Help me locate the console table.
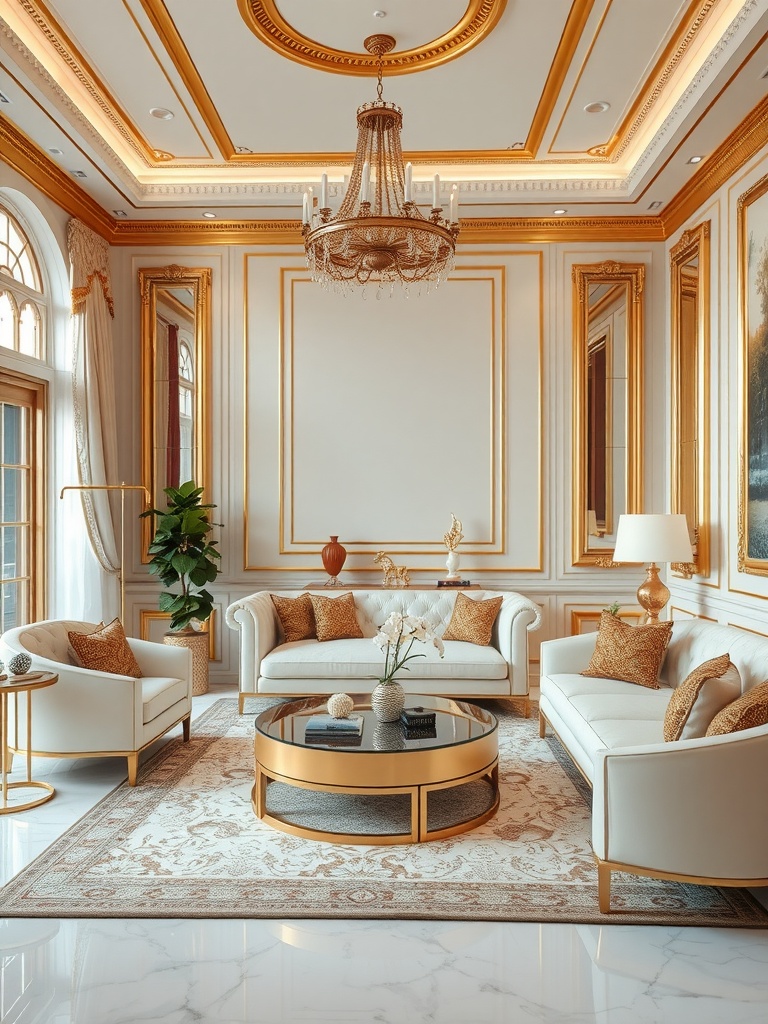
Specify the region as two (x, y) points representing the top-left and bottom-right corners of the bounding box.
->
(0, 671), (58, 813)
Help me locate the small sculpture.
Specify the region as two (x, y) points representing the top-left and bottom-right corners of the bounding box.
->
(327, 692), (354, 719)
(374, 551), (410, 588)
(9, 652), (32, 676)
(443, 513), (464, 579)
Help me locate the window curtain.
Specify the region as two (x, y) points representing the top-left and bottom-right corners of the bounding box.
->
(67, 218), (120, 622)
(166, 322), (180, 489)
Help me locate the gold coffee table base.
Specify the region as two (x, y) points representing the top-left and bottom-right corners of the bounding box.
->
(253, 695), (500, 845)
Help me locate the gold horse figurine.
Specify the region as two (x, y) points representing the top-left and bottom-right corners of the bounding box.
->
(374, 551), (410, 588)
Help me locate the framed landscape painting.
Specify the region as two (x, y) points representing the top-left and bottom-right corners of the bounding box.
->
(739, 175), (768, 575)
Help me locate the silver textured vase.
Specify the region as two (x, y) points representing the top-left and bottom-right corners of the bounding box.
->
(371, 681), (406, 723)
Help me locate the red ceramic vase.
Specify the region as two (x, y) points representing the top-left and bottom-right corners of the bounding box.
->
(321, 536), (347, 579)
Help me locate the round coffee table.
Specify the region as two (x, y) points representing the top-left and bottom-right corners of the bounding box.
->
(0, 670), (58, 814)
(253, 694), (499, 845)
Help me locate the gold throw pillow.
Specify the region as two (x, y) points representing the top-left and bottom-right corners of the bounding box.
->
(443, 592), (503, 646)
(271, 593), (316, 643)
(581, 611), (673, 689)
(68, 617), (143, 678)
(663, 653), (741, 742)
(309, 593), (363, 642)
(705, 681), (768, 736)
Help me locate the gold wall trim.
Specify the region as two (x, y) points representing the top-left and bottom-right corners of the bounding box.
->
(662, 91), (768, 236)
(0, 113), (114, 238)
(139, 608), (216, 659)
(237, 0), (507, 77)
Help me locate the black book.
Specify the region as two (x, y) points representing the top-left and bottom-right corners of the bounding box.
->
(402, 726), (437, 740)
(437, 579), (471, 588)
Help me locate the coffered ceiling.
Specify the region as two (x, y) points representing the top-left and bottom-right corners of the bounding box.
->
(0, 0), (767, 237)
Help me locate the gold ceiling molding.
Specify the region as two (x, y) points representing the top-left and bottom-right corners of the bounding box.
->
(609, 1), (720, 162)
(16, 0), (157, 167)
(237, 0), (507, 76)
(0, 112), (113, 238)
(661, 92), (768, 235)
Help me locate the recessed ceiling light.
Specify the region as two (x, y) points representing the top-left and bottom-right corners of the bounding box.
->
(202, 211), (216, 219)
(47, 147), (63, 156)
(113, 210), (128, 218)
(688, 155), (704, 164)
(70, 169), (87, 178)
(553, 208), (567, 215)
(584, 101), (610, 114)
(150, 107), (174, 120)
(648, 201), (663, 210)
(373, 10), (387, 17)
(0, 90), (11, 104)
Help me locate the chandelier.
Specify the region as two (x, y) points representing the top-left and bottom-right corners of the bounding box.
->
(302, 35), (459, 292)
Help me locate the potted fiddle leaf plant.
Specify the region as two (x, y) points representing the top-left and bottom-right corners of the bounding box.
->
(140, 481), (221, 694)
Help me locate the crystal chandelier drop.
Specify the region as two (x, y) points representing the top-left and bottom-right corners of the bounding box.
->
(302, 35), (459, 292)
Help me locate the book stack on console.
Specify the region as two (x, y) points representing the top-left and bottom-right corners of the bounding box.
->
(437, 579), (471, 588)
(304, 714), (363, 746)
(400, 706), (437, 740)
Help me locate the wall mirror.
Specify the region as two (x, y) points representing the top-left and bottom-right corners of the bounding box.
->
(139, 265), (211, 560)
(670, 222), (710, 577)
(572, 261), (644, 566)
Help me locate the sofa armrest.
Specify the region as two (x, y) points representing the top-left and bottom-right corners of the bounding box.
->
(591, 726), (768, 881)
(495, 592), (541, 696)
(540, 633), (598, 677)
(128, 637), (191, 682)
(225, 593), (280, 694)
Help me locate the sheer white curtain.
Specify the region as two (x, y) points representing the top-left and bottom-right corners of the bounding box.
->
(65, 218), (120, 622)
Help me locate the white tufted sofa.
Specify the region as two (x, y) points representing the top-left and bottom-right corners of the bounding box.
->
(539, 619), (768, 912)
(0, 619), (192, 785)
(226, 589), (541, 715)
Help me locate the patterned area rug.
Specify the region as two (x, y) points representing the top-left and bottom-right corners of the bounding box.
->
(2, 698), (767, 925)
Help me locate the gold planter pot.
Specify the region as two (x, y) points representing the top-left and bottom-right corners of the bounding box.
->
(164, 628), (209, 695)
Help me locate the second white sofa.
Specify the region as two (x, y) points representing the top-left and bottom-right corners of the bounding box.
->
(226, 588), (541, 714)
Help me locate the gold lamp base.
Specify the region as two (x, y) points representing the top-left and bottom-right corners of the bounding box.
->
(636, 562), (670, 624)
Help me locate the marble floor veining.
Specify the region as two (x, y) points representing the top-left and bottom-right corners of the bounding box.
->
(1, 686), (767, 1024)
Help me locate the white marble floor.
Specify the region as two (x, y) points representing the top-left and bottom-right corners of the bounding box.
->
(1, 686), (767, 1024)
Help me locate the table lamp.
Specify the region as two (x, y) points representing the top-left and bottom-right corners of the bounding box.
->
(612, 514), (693, 623)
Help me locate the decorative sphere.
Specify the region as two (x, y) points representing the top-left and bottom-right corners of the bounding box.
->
(327, 692), (354, 719)
(9, 652), (32, 675)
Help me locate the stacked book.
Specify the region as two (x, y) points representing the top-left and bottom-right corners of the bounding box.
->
(304, 714), (363, 746)
(400, 706), (437, 740)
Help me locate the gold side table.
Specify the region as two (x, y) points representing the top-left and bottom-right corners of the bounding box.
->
(0, 670), (58, 814)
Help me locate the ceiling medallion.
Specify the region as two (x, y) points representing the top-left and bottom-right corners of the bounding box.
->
(238, 0), (507, 76)
(302, 35), (458, 293)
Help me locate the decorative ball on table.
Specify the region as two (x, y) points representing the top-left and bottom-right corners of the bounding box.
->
(9, 652), (32, 676)
(327, 692), (354, 719)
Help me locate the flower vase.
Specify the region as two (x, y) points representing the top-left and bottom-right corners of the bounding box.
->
(446, 549), (460, 580)
(321, 535), (347, 586)
(371, 681), (405, 723)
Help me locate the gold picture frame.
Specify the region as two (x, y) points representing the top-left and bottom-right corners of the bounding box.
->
(738, 176), (768, 575)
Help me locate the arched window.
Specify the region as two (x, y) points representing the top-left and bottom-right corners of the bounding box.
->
(0, 206), (46, 359)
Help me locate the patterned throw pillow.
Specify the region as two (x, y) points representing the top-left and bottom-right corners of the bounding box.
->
(663, 653), (742, 741)
(705, 681), (768, 736)
(443, 592), (503, 646)
(581, 611), (673, 689)
(271, 593), (316, 643)
(68, 618), (143, 677)
(309, 593), (363, 642)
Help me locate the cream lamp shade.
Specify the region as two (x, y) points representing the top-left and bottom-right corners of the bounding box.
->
(612, 514), (693, 624)
(613, 514), (693, 564)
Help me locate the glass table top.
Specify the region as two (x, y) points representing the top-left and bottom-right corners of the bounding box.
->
(254, 694), (497, 754)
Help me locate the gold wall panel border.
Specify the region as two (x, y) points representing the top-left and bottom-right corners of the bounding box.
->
(569, 608), (643, 634)
(669, 220), (710, 579)
(237, 0), (507, 77)
(139, 609), (217, 659)
(242, 252), (543, 574)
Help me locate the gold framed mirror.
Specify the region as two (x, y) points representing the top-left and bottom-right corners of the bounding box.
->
(572, 261), (645, 566)
(670, 222), (710, 578)
(139, 265), (211, 560)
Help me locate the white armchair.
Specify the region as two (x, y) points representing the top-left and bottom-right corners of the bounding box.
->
(1, 619), (192, 785)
